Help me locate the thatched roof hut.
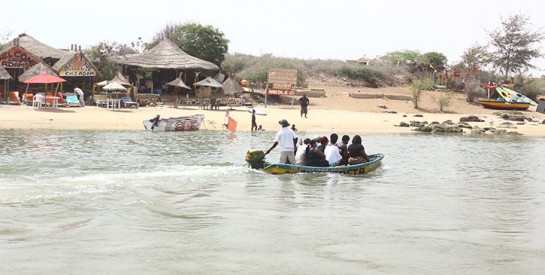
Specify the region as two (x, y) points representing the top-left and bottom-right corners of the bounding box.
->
(1, 33), (70, 59)
(166, 74), (191, 90)
(0, 66), (12, 80)
(18, 62), (58, 82)
(112, 40), (219, 71)
(221, 78), (244, 96)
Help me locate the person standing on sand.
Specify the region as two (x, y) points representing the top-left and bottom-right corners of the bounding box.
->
(298, 94), (309, 118)
(265, 119), (298, 164)
(74, 86), (85, 107)
(251, 109), (258, 131)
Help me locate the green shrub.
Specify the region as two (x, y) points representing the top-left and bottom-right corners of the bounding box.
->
(520, 79), (545, 101)
(340, 66), (383, 87)
(432, 91), (455, 112)
(410, 78), (434, 108)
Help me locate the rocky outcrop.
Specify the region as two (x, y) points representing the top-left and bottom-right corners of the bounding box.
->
(501, 113), (527, 122)
(414, 121), (463, 133)
(470, 126), (521, 136)
(460, 115), (485, 122)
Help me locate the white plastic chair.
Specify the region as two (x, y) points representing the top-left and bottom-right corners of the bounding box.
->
(32, 94), (44, 108)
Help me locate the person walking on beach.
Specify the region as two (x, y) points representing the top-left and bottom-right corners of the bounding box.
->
(74, 86), (85, 106)
(251, 109), (258, 131)
(298, 94), (309, 118)
(265, 119), (298, 164)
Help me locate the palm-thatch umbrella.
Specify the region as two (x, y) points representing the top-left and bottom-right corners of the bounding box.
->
(167, 74), (191, 107)
(0, 66), (12, 102)
(194, 76), (222, 99)
(102, 82), (127, 98)
(166, 73), (191, 103)
(93, 71), (133, 96)
(110, 71), (132, 86)
(221, 78), (244, 97)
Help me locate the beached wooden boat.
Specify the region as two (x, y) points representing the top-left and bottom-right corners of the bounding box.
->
(479, 100), (530, 110)
(143, 114), (205, 131)
(260, 153), (384, 175)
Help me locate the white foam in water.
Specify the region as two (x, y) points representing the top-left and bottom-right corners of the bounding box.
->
(53, 165), (246, 185)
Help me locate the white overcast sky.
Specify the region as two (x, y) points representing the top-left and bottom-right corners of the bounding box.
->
(2, 0), (545, 74)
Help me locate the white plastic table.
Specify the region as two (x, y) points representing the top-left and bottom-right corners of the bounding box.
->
(107, 98), (121, 110)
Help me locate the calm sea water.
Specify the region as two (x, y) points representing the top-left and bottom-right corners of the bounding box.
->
(1, 129), (545, 274)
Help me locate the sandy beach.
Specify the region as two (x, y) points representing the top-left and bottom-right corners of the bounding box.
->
(2, 81), (545, 136)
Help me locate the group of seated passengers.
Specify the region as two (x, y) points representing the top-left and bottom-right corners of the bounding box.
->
(294, 133), (370, 167)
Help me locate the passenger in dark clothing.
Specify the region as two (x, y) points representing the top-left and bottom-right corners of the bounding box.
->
(337, 135), (350, 165)
(347, 135), (369, 164)
(150, 114), (160, 130)
(317, 136), (328, 154)
(298, 94), (309, 118)
(251, 109), (258, 131)
(305, 139), (329, 167)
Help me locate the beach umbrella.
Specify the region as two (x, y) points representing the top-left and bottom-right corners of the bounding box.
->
(24, 73), (67, 84)
(102, 82), (127, 92)
(102, 82), (127, 99)
(23, 73), (67, 96)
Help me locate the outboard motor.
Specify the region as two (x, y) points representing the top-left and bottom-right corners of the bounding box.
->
(245, 150), (265, 169)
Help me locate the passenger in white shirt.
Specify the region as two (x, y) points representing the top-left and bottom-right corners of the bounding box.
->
(295, 138), (311, 165)
(324, 133), (343, 166)
(265, 119), (298, 164)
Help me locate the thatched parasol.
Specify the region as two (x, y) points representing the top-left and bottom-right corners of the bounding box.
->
(167, 73), (191, 99)
(0, 66), (12, 80)
(112, 40), (219, 71)
(103, 82), (127, 91)
(0, 66), (12, 102)
(221, 78), (244, 96)
(194, 76), (222, 99)
(18, 63), (58, 82)
(110, 71), (132, 86)
(93, 71), (133, 96)
(166, 74), (191, 90)
(194, 76), (223, 88)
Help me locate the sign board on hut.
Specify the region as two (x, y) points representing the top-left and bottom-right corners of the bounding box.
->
(0, 46), (40, 69)
(58, 52), (97, 77)
(267, 68), (297, 96)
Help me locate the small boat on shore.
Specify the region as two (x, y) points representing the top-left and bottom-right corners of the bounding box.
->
(246, 150), (384, 175)
(479, 100), (530, 110)
(143, 114), (205, 131)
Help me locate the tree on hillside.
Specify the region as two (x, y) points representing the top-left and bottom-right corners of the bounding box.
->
(384, 50), (421, 66)
(461, 44), (492, 78)
(150, 23), (229, 66)
(86, 41), (139, 80)
(488, 13), (544, 80)
(419, 52), (447, 67)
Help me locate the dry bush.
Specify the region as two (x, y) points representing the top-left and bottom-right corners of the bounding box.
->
(464, 80), (486, 103)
